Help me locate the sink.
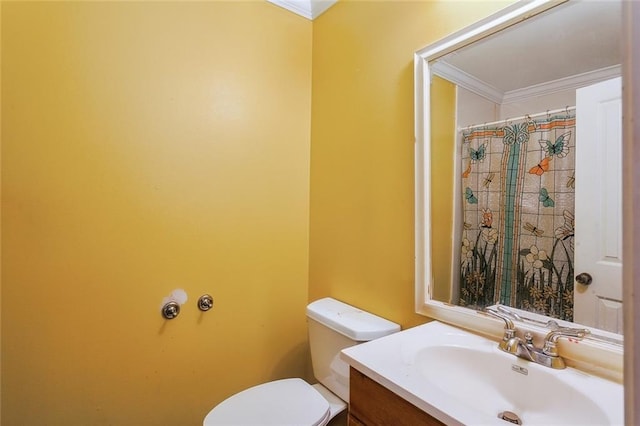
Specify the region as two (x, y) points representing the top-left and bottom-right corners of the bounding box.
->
(341, 321), (623, 425)
(415, 345), (614, 424)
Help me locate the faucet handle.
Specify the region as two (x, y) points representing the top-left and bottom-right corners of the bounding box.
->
(482, 308), (516, 339)
(543, 327), (591, 356)
(546, 327), (591, 342)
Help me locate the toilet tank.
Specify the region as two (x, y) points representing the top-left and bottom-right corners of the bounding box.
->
(306, 298), (400, 402)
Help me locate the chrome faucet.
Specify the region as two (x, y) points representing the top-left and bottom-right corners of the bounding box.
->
(483, 308), (590, 369)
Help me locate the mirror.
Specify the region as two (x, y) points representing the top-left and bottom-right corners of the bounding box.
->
(415, 0), (623, 343)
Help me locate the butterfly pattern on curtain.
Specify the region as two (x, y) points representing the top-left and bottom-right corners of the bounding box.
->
(459, 113), (575, 321)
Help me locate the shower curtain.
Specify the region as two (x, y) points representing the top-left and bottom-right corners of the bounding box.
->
(459, 112), (575, 321)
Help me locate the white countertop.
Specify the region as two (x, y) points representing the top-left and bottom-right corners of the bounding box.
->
(340, 321), (623, 426)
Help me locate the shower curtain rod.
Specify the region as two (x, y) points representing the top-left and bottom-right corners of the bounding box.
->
(459, 105), (576, 132)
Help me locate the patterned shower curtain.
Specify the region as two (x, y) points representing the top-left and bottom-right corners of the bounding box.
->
(459, 113), (575, 321)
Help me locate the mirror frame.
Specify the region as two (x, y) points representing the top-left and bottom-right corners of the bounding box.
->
(413, 0), (624, 376)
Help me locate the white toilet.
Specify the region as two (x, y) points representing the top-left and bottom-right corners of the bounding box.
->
(203, 297), (400, 426)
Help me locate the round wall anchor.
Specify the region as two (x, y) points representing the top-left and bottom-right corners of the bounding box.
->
(198, 294), (214, 311)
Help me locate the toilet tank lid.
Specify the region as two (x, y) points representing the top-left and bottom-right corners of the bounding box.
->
(306, 298), (401, 341)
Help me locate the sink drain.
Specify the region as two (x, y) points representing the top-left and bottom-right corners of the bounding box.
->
(498, 410), (523, 425)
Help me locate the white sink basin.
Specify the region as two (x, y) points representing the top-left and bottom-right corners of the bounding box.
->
(341, 321), (623, 425)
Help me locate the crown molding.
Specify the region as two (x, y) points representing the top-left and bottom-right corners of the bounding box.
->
(267, 0), (337, 20)
(432, 61), (622, 105)
(430, 61), (504, 104)
(502, 64), (622, 103)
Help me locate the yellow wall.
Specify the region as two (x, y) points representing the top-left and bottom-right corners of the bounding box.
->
(431, 76), (457, 302)
(2, 0), (519, 424)
(309, 0), (512, 328)
(1, 2), (311, 425)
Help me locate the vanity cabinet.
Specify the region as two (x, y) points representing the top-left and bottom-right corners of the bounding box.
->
(348, 367), (444, 426)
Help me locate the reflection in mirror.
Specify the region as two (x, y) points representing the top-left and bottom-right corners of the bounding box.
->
(417, 0), (623, 341)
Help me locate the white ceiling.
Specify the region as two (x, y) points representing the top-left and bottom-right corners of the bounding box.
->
(434, 0), (621, 99)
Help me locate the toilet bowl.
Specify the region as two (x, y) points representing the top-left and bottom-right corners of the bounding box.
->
(203, 378), (332, 426)
(203, 298), (400, 426)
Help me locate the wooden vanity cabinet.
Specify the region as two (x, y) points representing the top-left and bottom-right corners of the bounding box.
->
(348, 367), (445, 426)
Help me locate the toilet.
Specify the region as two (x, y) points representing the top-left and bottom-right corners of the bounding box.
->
(203, 297), (400, 425)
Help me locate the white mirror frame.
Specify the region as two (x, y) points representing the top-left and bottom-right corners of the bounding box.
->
(413, 0), (624, 378)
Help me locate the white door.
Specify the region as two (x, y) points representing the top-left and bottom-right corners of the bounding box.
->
(574, 77), (623, 333)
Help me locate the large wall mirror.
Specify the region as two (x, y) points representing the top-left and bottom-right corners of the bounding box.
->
(415, 0), (623, 348)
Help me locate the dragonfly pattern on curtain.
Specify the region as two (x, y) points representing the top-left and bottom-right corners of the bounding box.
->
(458, 113), (575, 321)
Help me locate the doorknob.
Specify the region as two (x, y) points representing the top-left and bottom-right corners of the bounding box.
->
(576, 273), (593, 285)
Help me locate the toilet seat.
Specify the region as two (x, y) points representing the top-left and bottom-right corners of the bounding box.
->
(203, 378), (331, 426)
